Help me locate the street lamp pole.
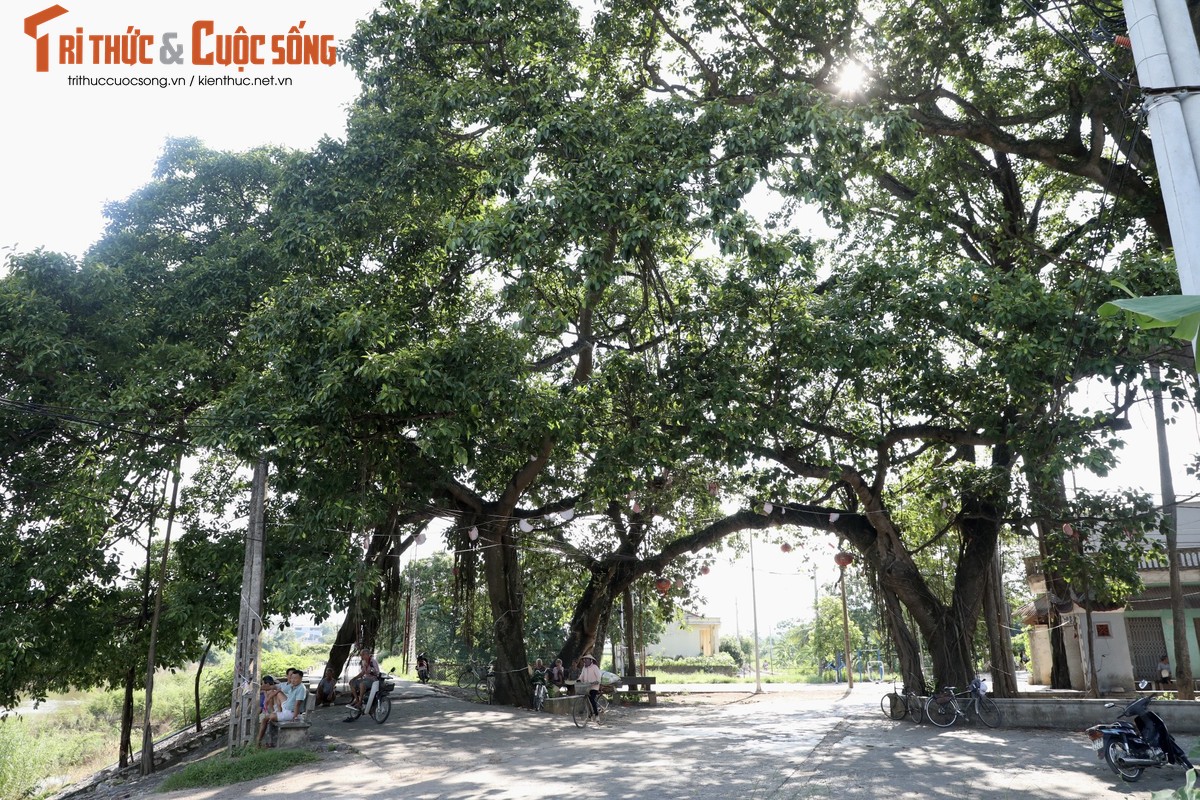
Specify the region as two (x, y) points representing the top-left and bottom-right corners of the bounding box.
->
(835, 550), (855, 689)
(749, 530), (763, 694)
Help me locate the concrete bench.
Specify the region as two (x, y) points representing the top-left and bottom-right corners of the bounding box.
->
(273, 720), (311, 749)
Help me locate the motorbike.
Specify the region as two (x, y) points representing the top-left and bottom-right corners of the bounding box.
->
(416, 653), (430, 684)
(1085, 693), (1194, 782)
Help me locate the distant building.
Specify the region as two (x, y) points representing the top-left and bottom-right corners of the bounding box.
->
(646, 612), (721, 657)
(1020, 502), (1200, 692)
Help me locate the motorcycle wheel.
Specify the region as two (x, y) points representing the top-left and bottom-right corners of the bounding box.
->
(1104, 740), (1144, 782)
(371, 695), (391, 724)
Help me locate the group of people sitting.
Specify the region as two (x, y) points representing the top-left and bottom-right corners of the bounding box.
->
(255, 667), (309, 747)
(530, 653), (604, 721)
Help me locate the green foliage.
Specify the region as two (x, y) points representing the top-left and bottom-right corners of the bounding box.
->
(1151, 767), (1200, 800)
(645, 653), (736, 674)
(157, 748), (318, 792)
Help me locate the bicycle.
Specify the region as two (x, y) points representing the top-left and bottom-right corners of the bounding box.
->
(347, 675), (393, 724)
(924, 678), (1000, 728)
(533, 680), (548, 712)
(880, 681), (924, 723)
(571, 689), (609, 728)
(456, 660), (495, 702)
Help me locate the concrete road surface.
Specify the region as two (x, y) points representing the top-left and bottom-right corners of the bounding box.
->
(136, 680), (1192, 800)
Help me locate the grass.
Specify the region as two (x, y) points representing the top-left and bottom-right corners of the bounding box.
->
(157, 748), (319, 792)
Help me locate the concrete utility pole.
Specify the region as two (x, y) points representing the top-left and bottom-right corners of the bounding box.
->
(1124, 0), (1200, 297)
(228, 458), (268, 752)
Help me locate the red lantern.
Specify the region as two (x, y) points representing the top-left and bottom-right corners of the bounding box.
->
(780, 542), (793, 553)
(834, 551), (854, 567)
(700, 565), (710, 575)
(655, 577), (671, 594)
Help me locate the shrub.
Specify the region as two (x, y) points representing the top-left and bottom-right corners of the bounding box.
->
(157, 748), (318, 791)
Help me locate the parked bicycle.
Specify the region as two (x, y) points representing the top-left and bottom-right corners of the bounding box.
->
(571, 690), (609, 728)
(456, 660), (495, 703)
(880, 681), (924, 723)
(924, 677), (1000, 728)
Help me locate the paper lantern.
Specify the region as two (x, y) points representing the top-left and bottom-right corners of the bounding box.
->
(468, 526), (479, 541)
(834, 551), (854, 567)
(631, 500), (642, 514)
(416, 532), (427, 545)
(829, 512), (840, 523)
(763, 502), (774, 514)
(519, 519), (534, 532)
(674, 579), (685, 589)
(700, 565), (710, 575)
(781, 542), (793, 553)
(560, 508), (575, 521)
(655, 577), (671, 594)
(707, 481), (720, 496)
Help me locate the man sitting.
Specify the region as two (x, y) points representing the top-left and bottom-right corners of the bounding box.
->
(349, 649), (382, 710)
(256, 668), (308, 747)
(315, 667), (338, 707)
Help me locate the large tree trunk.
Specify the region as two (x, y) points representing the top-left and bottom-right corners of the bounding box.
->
(983, 548), (1018, 697)
(479, 516), (530, 707)
(1028, 467), (1076, 690)
(880, 588), (926, 693)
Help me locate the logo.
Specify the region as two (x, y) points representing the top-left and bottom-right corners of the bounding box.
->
(24, 4), (68, 73)
(22, 6), (339, 73)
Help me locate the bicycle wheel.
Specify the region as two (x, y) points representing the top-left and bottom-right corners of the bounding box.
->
(596, 694), (609, 720)
(476, 676), (494, 703)
(533, 684), (546, 712)
(974, 695), (1000, 728)
(571, 697), (586, 728)
(924, 694), (958, 728)
(905, 692), (923, 723)
(457, 668), (478, 690)
(371, 695), (392, 724)
(881, 692), (906, 721)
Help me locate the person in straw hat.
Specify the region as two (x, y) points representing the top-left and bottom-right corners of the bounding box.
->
(578, 652), (603, 724)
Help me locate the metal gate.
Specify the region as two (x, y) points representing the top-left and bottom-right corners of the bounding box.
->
(1126, 617), (1167, 682)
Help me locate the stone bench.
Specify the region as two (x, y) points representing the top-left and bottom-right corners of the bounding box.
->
(272, 720), (311, 749)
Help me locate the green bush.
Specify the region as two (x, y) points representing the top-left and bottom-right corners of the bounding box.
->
(0, 717), (51, 800)
(644, 653), (737, 675)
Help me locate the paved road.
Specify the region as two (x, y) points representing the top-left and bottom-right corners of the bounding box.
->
(146, 681), (1191, 800)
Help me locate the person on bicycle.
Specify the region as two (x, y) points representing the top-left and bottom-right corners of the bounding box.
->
(350, 648), (382, 710)
(578, 653), (602, 723)
(530, 658), (548, 705)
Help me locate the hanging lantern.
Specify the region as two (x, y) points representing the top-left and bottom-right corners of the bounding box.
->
(781, 542), (793, 553)
(560, 508), (575, 522)
(674, 579), (685, 589)
(655, 577), (671, 594)
(763, 501), (774, 514)
(829, 512), (840, 523)
(707, 481), (720, 496)
(468, 526), (479, 541)
(519, 518), (534, 532)
(834, 551), (854, 567)
(416, 532), (427, 545)
(631, 500), (642, 514)
(700, 565), (710, 575)
(1063, 523), (1078, 539)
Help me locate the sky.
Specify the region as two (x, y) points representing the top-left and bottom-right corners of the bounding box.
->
(5, 1), (1200, 639)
